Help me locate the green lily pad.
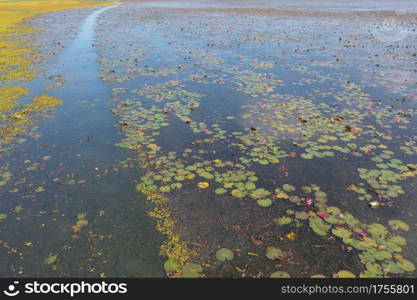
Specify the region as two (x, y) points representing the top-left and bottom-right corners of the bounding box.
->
(215, 188), (227, 195)
(331, 227), (352, 239)
(388, 220), (409, 232)
(266, 247), (284, 260)
(295, 211), (309, 220)
(382, 260), (404, 274)
(275, 216), (292, 225)
(282, 184), (296, 192)
(389, 235), (407, 246)
(44, 253), (58, 265)
(251, 188), (271, 199)
(309, 216), (330, 236)
(182, 263), (203, 278)
(245, 183), (256, 190)
(231, 189), (246, 198)
(397, 258), (415, 272)
(164, 258), (181, 273)
(374, 251), (392, 261)
(326, 206), (341, 215)
(270, 271), (291, 278)
(0, 214), (7, 221)
(336, 270), (355, 278)
(257, 198), (272, 207)
(367, 223), (388, 239)
(216, 248), (234, 262)
(366, 262), (383, 275)
(159, 185), (171, 193)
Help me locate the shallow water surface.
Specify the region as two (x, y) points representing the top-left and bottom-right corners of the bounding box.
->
(1, 0), (417, 278)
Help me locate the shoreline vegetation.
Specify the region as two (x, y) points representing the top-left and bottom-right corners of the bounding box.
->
(0, 0), (110, 150)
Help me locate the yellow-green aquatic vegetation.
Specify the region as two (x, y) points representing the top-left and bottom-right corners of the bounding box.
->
(0, 0), (112, 83)
(137, 182), (197, 264)
(0, 1), (111, 150)
(0, 86), (29, 115)
(23, 94), (63, 112)
(0, 90), (63, 149)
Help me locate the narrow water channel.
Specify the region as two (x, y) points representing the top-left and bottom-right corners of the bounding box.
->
(0, 3), (165, 277)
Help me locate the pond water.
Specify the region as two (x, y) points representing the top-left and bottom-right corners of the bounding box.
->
(1, 0), (417, 278)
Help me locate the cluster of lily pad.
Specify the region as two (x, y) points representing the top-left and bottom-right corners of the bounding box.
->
(97, 5), (417, 278)
(276, 184), (415, 277)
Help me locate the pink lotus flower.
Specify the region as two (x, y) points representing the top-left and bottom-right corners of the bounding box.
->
(366, 148), (372, 153)
(306, 199), (313, 206)
(319, 213), (326, 219)
(203, 128), (209, 133)
(360, 232), (368, 238)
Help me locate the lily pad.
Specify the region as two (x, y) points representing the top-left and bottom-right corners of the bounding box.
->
(336, 270), (355, 278)
(257, 198), (272, 207)
(331, 227), (352, 239)
(266, 247), (284, 260)
(182, 263), (203, 278)
(275, 216), (292, 225)
(397, 258), (415, 272)
(216, 248), (234, 262)
(310, 274), (326, 278)
(214, 188), (227, 195)
(44, 253), (58, 265)
(250, 188), (271, 199)
(388, 220), (409, 232)
(231, 189), (246, 198)
(282, 184), (296, 192)
(270, 271), (291, 278)
(309, 216), (330, 236)
(197, 182), (209, 189)
(164, 258), (181, 273)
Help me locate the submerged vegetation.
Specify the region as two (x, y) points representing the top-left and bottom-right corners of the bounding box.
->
(0, 0), (416, 278)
